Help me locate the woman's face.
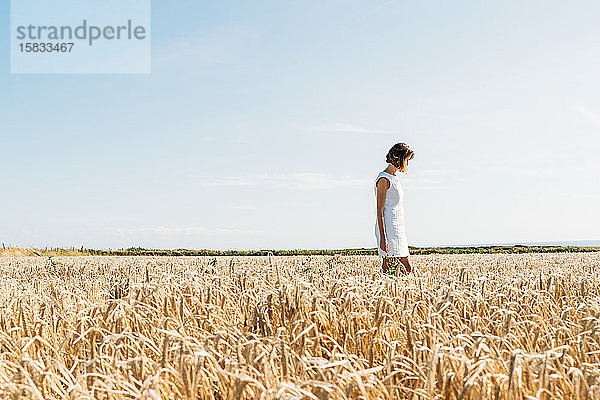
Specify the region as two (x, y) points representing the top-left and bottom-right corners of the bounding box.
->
(401, 157), (410, 172)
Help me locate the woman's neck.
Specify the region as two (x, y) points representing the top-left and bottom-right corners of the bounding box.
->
(385, 165), (398, 175)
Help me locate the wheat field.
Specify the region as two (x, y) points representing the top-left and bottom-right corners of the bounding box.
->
(0, 253), (599, 399)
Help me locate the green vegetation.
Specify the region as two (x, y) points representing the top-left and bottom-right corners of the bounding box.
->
(2, 245), (598, 257)
(88, 245), (599, 256)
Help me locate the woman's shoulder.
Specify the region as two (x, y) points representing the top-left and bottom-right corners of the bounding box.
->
(375, 171), (395, 186)
(377, 171), (397, 180)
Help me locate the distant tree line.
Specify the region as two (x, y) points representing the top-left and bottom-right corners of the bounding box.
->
(83, 245), (599, 257)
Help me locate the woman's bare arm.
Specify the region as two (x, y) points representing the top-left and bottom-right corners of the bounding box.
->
(376, 177), (389, 253)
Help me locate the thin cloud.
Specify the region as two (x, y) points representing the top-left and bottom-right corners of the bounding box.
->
(420, 169), (457, 177)
(310, 123), (397, 135)
(402, 176), (450, 191)
(231, 205), (256, 210)
(197, 173), (370, 190)
(573, 105), (600, 127)
(403, 183), (450, 191)
(116, 226), (262, 236)
(401, 169), (455, 191)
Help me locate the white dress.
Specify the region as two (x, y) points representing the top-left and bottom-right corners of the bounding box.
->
(374, 171), (409, 257)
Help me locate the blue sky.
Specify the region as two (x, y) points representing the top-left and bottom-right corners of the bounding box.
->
(1, 1), (599, 250)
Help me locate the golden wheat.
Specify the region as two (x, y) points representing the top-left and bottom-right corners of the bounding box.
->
(0, 253), (598, 399)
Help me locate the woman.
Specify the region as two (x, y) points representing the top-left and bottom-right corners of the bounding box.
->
(374, 143), (414, 274)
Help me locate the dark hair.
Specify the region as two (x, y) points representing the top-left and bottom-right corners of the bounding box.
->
(386, 143), (414, 168)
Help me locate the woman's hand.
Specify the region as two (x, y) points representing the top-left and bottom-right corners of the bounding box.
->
(380, 237), (388, 253)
